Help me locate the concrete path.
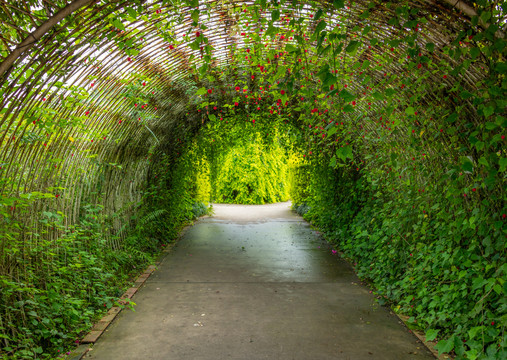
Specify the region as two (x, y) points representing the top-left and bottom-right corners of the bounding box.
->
(87, 202), (434, 360)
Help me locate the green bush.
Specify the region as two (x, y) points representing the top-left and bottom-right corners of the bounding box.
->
(214, 139), (290, 204)
(291, 158), (506, 360)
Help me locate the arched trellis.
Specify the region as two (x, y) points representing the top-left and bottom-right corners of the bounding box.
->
(0, 0), (505, 357)
(0, 0), (497, 210)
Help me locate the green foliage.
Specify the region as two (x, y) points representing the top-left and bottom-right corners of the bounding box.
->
(292, 155), (506, 360)
(0, 145), (207, 358)
(214, 136), (290, 204)
(0, 206), (151, 358)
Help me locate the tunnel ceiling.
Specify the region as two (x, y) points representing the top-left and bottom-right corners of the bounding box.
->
(0, 0), (505, 216)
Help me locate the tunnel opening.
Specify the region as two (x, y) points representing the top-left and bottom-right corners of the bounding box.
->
(0, 0), (505, 358)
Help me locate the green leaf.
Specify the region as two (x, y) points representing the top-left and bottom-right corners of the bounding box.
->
(499, 157), (507, 172)
(461, 157), (474, 173)
(316, 32), (327, 48)
(343, 104), (354, 112)
(285, 44), (299, 53)
(436, 336), (455, 354)
(314, 21), (327, 35)
(339, 89), (355, 102)
(326, 89), (340, 97)
(317, 64), (330, 81)
(265, 24), (278, 37)
(494, 62), (507, 73)
(327, 125), (338, 136)
(460, 91), (473, 99)
(483, 106), (495, 118)
(359, 11), (371, 20)
(196, 87), (207, 96)
(112, 19), (125, 31)
(333, 0), (345, 9)
(336, 145), (353, 161)
(314, 9), (324, 21)
(485, 121), (497, 130)
(271, 9), (280, 22)
(346, 40), (360, 53)
(329, 155), (337, 167)
(468, 326), (483, 340)
(191, 9), (200, 23)
(426, 43), (435, 52)
(426, 329), (439, 341)
(478, 156), (489, 167)
(405, 107), (415, 115)
(480, 11), (491, 24)
(470, 47), (480, 59)
(126, 7), (137, 18)
(276, 65), (287, 78)
(189, 41), (200, 51)
(323, 73), (337, 87)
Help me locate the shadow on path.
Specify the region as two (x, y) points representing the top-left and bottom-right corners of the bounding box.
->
(87, 202), (434, 360)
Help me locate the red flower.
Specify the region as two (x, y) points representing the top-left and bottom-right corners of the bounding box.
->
(208, 89), (212, 94)
(234, 102), (239, 106)
(280, 90), (285, 95)
(169, 45), (174, 50)
(196, 31), (200, 37)
(235, 86), (240, 91)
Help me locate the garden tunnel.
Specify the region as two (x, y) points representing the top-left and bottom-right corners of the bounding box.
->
(0, 0), (506, 358)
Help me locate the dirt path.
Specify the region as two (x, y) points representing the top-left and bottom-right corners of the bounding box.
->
(86, 202), (434, 359)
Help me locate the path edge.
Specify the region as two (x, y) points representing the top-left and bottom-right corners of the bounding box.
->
(64, 222), (196, 360)
(307, 217), (452, 360)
